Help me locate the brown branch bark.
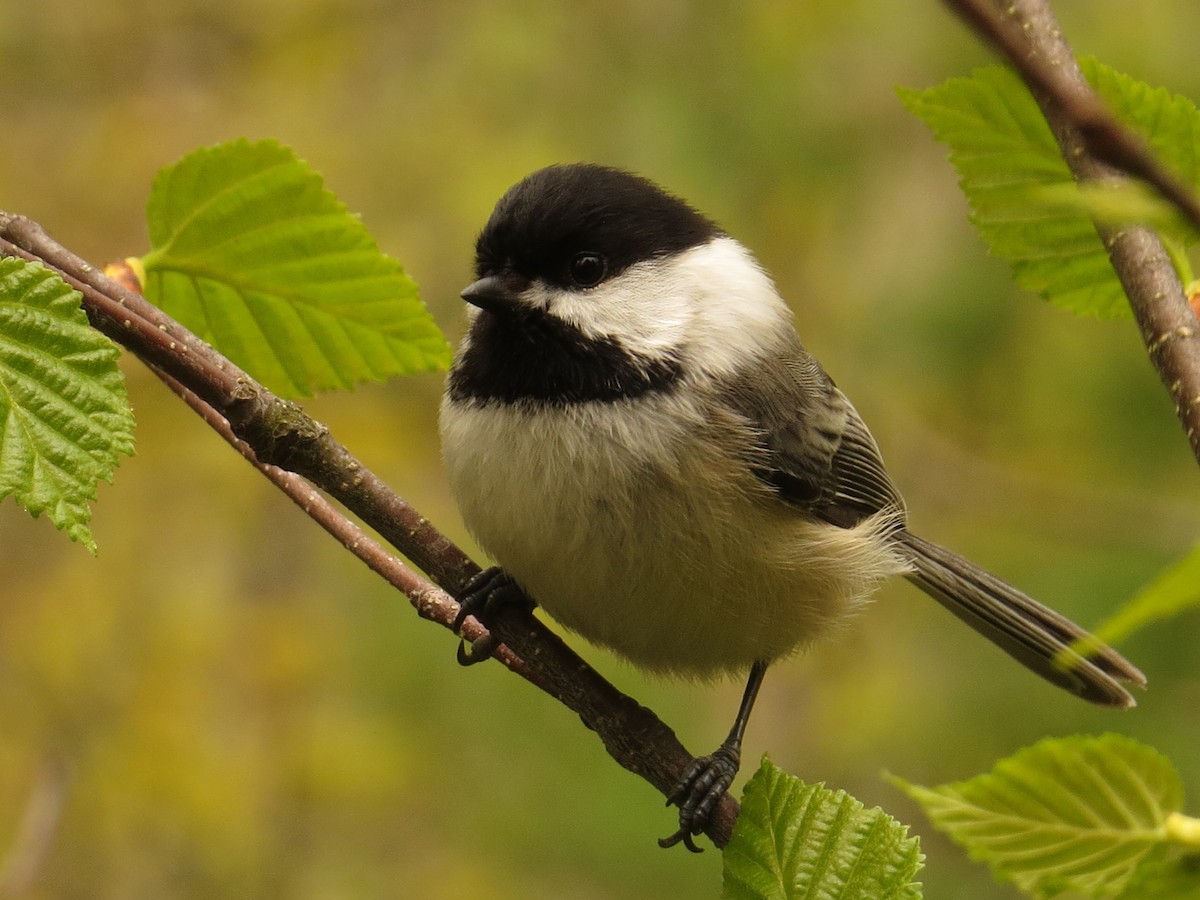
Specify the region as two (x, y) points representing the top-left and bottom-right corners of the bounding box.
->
(942, 0), (1200, 465)
(0, 214), (738, 847)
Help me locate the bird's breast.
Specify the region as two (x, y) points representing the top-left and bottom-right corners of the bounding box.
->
(439, 393), (908, 677)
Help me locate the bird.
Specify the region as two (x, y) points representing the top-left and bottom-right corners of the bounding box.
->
(438, 162), (1145, 851)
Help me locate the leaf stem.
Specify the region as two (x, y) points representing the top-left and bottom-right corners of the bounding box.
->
(1165, 812), (1200, 849)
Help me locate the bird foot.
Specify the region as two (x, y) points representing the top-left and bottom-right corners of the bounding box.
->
(658, 744), (741, 852)
(453, 567), (533, 665)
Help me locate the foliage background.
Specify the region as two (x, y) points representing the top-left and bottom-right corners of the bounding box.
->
(2, 1), (1199, 897)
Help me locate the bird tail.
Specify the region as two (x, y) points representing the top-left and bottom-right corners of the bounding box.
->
(895, 530), (1146, 708)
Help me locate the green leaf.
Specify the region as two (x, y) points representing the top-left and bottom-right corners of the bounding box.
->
(1030, 181), (1187, 239)
(1089, 542), (1200, 648)
(891, 735), (1184, 898)
(0, 258), (135, 553)
(1085, 59), (1200, 212)
(723, 757), (923, 900)
(1117, 846), (1200, 899)
(898, 60), (1200, 318)
(141, 138), (451, 398)
(898, 66), (1120, 318)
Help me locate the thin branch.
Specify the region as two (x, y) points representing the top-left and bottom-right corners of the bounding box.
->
(941, 0), (1200, 465)
(0, 215), (739, 847)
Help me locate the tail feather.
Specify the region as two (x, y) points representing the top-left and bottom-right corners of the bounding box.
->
(896, 531), (1146, 708)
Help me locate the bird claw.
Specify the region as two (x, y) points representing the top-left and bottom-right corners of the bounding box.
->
(453, 567), (532, 665)
(658, 745), (741, 852)
(657, 827), (705, 853)
(456, 633), (501, 666)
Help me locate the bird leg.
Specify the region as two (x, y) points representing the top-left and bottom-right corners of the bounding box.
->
(659, 660), (768, 852)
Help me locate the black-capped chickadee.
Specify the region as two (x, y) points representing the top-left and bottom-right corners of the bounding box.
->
(440, 163), (1145, 851)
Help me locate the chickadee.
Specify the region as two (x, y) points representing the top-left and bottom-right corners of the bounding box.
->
(440, 163), (1145, 851)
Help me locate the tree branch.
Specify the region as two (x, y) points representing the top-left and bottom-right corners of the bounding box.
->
(0, 214), (739, 847)
(941, 0), (1200, 465)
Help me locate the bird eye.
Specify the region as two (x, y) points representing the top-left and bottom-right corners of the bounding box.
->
(569, 252), (607, 288)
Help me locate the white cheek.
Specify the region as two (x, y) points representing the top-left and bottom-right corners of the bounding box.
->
(687, 238), (793, 370)
(551, 236), (793, 376)
(550, 266), (694, 357)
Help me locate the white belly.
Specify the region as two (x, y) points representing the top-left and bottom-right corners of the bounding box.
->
(440, 395), (909, 679)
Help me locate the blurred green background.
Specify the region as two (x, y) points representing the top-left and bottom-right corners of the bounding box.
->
(2, 1), (1199, 897)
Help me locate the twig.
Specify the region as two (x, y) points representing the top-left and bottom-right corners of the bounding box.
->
(941, 0), (1200, 466)
(0, 215), (739, 847)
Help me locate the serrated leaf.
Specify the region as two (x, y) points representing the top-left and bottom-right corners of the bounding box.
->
(1085, 59), (1200, 208)
(723, 757), (923, 900)
(1087, 542), (1200, 648)
(0, 258), (135, 553)
(898, 60), (1200, 319)
(140, 138), (451, 398)
(898, 66), (1118, 317)
(892, 735), (1184, 898)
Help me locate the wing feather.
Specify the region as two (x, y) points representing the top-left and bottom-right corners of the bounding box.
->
(720, 338), (904, 527)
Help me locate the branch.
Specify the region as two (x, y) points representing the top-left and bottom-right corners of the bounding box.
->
(942, 0), (1200, 465)
(0, 214), (739, 847)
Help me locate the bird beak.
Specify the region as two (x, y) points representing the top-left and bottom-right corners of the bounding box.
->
(460, 274), (527, 312)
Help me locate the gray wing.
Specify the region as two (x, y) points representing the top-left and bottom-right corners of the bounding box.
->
(723, 341), (1145, 709)
(721, 341), (905, 528)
